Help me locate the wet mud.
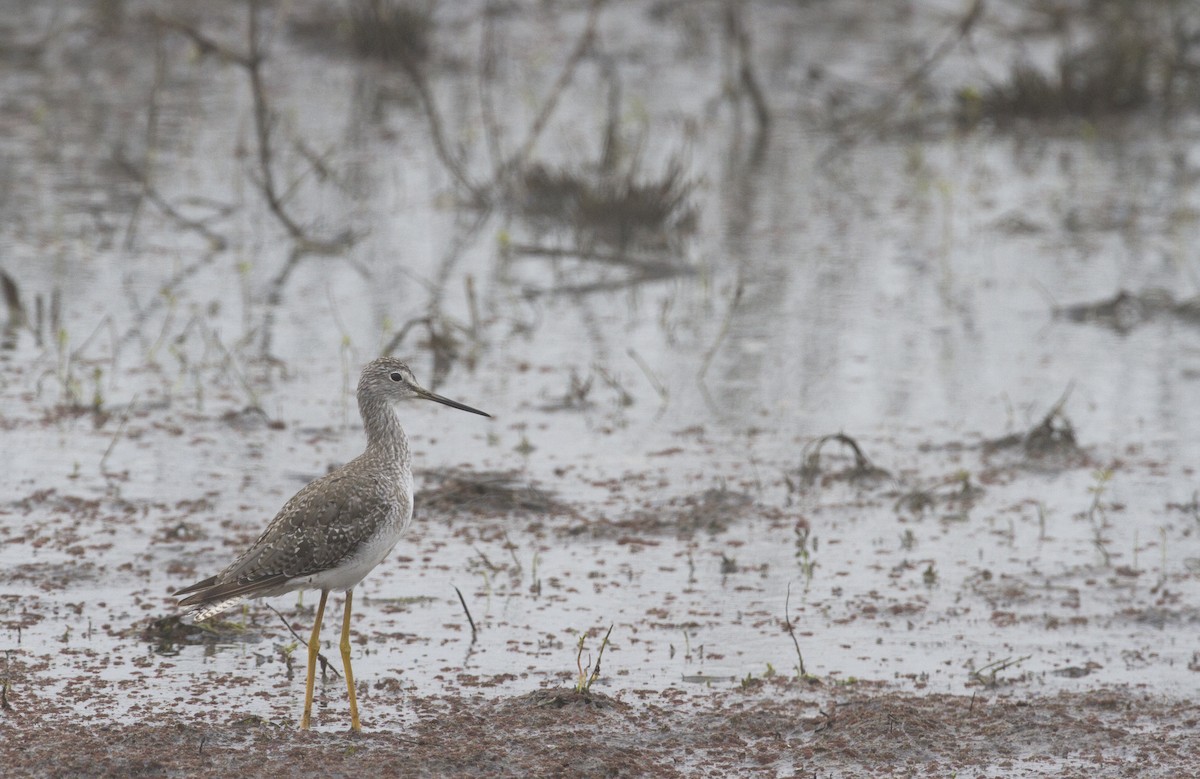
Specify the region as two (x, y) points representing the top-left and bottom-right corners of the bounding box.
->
(2, 686), (1194, 778)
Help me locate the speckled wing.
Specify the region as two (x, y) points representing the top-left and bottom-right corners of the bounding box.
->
(177, 468), (391, 614)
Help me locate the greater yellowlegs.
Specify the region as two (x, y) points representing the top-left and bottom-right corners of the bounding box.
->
(175, 357), (490, 731)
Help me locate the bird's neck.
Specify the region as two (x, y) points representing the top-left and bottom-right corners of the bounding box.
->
(358, 391), (411, 467)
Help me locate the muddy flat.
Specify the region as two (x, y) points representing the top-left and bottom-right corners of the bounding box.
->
(3, 686), (1196, 778)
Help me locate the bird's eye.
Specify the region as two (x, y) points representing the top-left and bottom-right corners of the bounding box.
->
(389, 372), (403, 382)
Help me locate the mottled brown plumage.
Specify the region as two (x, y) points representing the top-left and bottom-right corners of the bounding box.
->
(174, 357), (489, 729)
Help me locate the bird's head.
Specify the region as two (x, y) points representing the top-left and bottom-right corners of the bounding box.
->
(359, 357), (490, 417)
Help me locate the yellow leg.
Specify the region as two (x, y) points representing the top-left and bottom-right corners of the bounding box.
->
(300, 590), (328, 730)
(341, 589), (361, 732)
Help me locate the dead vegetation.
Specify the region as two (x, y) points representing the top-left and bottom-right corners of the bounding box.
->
(959, 1), (1200, 126)
(517, 161), (696, 251)
(575, 487), (759, 538)
(137, 614), (255, 654)
(963, 41), (1151, 124)
(512, 687), (621, 711)
(138, 614), (207, 649)
(417, 468), (574, 519)
(894, 471), (985, 519)
(287, 0), (433, 66)
(503, 110), (698, 293)
(983, 387), (1089, 469)
(792, 433), (892, 491)
(499, 40), (699, 294)
(824, 1), (1200, 156)
(347, 0), (432, 64)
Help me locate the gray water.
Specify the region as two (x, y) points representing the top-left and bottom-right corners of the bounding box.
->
(2, 0), (1199, 728)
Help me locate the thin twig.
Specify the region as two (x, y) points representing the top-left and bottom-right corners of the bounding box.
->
(580, 624), (614, 693)
(501, 530), (524, 575)
(154, 13), (250, 66)
(157, 7), (358, 256)
(396, 38), (484, 201)
(478, 5), (505, 181)
(698, 279), (744, 384)
(784, 581), (807, 678)
(115, 155), (229, 250)
(99, 394), (139, 475)
(599, 55), (621, 173)
(453, 586), (478, 641)
(724, 0), (770, 134)
(123, 24), (170, 251)
(246, 2), (301, 243)
(249, 2), (357, 253)
(265, 604), (340, 679)
(627, 347), (667, 404)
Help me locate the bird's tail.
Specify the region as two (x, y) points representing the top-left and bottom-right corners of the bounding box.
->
(185, 596), (246, 623)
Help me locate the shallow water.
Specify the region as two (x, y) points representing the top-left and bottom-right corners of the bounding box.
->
(2, 0), (1200, 730)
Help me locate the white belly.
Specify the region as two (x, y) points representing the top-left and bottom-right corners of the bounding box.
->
(302, 529), (400, 592)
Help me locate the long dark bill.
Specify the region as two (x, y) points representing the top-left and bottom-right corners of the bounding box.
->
(417, 388), (491, 418)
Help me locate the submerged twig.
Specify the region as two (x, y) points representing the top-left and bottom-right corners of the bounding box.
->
(163, 4), (358, 252)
